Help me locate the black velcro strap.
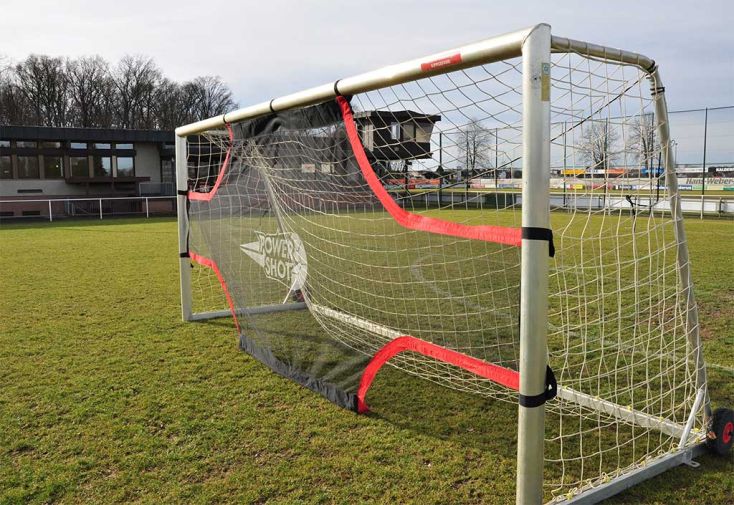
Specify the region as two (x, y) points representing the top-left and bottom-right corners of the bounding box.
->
(179, 252), (189, 258)
(518, 365), (558, 408)
(521, 227), (555, 257)
(177, 189), (188, 196)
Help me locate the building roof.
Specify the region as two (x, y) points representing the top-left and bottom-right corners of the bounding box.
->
(0, 125), (174, 143)
(353, 110), (441, 123)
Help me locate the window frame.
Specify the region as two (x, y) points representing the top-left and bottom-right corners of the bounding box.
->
(42, 155), (64, 179)
(93, 155), (112, 177)
(0, 155), (13, 179)
(69, 156), (90, 178)
(17, 155), (40, 179)
(115, 156), (135, 177)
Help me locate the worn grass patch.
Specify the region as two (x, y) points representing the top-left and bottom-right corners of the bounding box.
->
(0, 217), (732, 504)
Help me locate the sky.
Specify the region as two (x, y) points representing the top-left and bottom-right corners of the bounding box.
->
(0, 0), (732, 114)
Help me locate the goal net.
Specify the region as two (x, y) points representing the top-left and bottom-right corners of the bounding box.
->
(177, 25), (711, 503)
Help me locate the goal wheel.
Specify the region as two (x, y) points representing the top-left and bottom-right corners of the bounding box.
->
(707, 407), (734, 456)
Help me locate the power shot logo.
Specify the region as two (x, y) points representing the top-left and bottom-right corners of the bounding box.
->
(240, 231), (307, 289)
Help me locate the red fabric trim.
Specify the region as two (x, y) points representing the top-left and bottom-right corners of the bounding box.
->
(337, 96), (522, 247)
(724, 421), (733, 445)
(188, 251), (241, 333)
(356, 335), (519, 413)
(188, 124), (234, 202)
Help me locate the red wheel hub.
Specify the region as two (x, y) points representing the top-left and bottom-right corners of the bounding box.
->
(723, 421), (734, 445)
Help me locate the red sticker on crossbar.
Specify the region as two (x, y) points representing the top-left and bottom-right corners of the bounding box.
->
(420, 53), (462, 72)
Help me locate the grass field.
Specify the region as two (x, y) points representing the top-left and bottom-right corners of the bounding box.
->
(1, 217), (732, 504)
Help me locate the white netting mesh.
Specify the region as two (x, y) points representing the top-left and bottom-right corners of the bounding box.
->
(183, 49), (703, 502)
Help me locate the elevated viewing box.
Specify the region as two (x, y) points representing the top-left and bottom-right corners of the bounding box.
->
(354, 110), (440, 161)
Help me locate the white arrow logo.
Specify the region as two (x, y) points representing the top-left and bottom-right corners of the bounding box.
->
(240, 231), (307, 291)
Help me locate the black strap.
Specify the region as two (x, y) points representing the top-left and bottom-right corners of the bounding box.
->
(177, 189), (188, 196)
(521, 227), (555, 257)
(333, 79), (342, 96)
(518, 365), (557, 408)
(179, 252), (189, 258)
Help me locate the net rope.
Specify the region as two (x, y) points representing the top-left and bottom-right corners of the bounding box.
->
(185, 51), (702, 502)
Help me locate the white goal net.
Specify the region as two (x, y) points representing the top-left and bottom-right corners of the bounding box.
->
(177, 25), (713, 503)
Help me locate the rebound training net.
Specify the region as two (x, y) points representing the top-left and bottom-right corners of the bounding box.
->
(183, 48), (704, 501)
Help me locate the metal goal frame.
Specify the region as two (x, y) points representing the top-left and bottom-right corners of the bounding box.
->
(175, 23), (711, 504)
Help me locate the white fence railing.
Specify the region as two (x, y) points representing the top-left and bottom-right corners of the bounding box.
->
(0, 193), (732, 222)
(417, 191), (734, 218)
(0, 196), (177, 221)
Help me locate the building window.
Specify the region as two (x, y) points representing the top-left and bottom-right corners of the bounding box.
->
(70, 156), (89, 177)
(41, 141), (62, 148)
(0, 156), (12, 178)
(44, 156), (64, 178)
(16, 140), (37, 148)
(93, 142), (111, 149)
(70, 142), (87, 149)
(115, 143), (134, 150)
(116, 157), (134, 177)
(94, 156), (112, 177)
(17, 156), (40, 178)
(0, 140), (10, 148)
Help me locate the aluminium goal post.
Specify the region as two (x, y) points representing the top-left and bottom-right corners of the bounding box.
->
(174, 24), (729, 504)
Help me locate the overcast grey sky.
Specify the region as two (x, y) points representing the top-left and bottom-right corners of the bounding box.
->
(1, 0), (732, 112)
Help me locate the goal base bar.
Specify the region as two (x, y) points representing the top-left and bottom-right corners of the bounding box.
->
(560, 442), (707, 504)
(310, 304), (693, 440)
(188, 302), (307, 321)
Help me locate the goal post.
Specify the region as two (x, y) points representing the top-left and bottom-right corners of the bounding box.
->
(174, 24), (730, 504)
(517, 23), (552, 505)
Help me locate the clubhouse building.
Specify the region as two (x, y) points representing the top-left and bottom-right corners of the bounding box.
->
(0, 126), (176, 218)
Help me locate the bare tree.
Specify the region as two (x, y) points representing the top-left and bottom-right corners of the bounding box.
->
(0, 52), (237, 130)
(627, 113), (658, 172)
(578, 120), (620, 172)
(112, 55), (162, 129)
(153, 79), (183, 130)
(457, 119), (493, 176)
(189, 76), (236, 119)
(0, 57), (28, 125)
(14, 55), (69, 126)
(66, 56), (114, 127)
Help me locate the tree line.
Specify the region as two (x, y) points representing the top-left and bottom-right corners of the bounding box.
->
(0, 54), (237, 130)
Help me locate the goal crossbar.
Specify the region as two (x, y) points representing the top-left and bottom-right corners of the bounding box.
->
(175, 25), (655, 137)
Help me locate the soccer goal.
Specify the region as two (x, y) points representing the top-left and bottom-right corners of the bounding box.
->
(175, 24), (733, 504)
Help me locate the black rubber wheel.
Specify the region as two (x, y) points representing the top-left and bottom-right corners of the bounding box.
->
(707, 407), (734, 456)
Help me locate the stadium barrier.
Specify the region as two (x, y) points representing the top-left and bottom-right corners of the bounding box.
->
(0, 196), (177, 221)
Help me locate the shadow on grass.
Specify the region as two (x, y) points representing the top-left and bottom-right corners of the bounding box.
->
(362, 366), (518, 460)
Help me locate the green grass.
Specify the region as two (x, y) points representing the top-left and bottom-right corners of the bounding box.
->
(0, 217), (732, 504)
